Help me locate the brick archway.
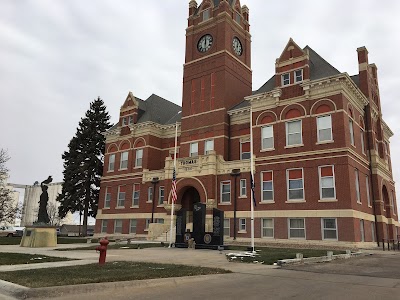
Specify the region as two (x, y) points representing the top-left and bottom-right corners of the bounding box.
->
(175, 177), (208, 205)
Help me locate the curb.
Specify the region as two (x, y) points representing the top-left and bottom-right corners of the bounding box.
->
(277, 251), (365, 266)
(12, 273), (230, 299)
(0, 279), (29, 299)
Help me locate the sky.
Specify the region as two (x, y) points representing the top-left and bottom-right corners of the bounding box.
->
(1, 0), (400, 207)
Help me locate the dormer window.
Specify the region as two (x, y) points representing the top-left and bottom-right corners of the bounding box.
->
(281, 73), (290, 86)
(295, 69), (303, 83)
(202, 8), (210, 21)
(128, 115), (134, 124)
(235, 12), (241, 24)
(122, 117), (127, 126)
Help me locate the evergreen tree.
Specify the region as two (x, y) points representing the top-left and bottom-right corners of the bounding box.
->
(57, 97), (111, 236)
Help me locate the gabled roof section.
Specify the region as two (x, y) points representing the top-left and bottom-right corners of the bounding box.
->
(350, 74), (360, 87)
(137, 94), (182, 125)
(252, 75), (276, 95)
(305, 46), (340, 80)
(277, 38), (306, 63)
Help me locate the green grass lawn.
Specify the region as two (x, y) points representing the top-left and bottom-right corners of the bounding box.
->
(0, 253), (72, 265)
(56, 243), (164, 251)
(226, 246), (346, 265)
(0, 261), (231, 288)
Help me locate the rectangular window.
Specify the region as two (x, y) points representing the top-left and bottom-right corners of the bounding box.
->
(360, 219), (365, 242)
(145, 219), (151, 230)
(224, 218), (230, 236)
(120, 151), (129, 169)
(101, 220), (108, 233)
(392, 191), (397, 215)
(317, 115), (332, 142)
(132, 184), (140, 206)
(108, 154), (115, 171)
(235, 12), (241, 24)
(156, 218), (164, 224)
(220, 181), (231, 203)
(287, 169), (304, 200)
(148, 187), (153, 202)
(205, 139), (214, 154)
(286, 120), (302, 146)
(289, 218), (305, 239)
(371, 222), (375, 242)
(295, 69), (303, 82)
(322, 218), (337, 240)
(202, 8), (210, 21)
(361, 131), (366, 154)
(262, 171), (273, 201)
(239, 218), (246, 231)
(261, 125), (274, 150)
(349, 119), (355, 146)
(240, 179), (246, 197)
(128, 115), (134, 124)
(104, 187), (111, 208)
(117, 186), (126, 207)
(190, 142), (198, 157)
(366, 176), (371, 207)
(130, 219), (137, 234)
(240, 141), (251, 160)
(135, 149), (143, 167)
(355, 169), (361, 203)
(122, 117), (127, 126)
(114, 220), (122, 234)
(319, 166), (336, 199)
(261, 218), (274, 238)
(281, 73), (290, 86)
(158, 186), (164, 205)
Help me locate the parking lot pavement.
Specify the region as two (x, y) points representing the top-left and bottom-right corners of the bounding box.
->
(281, 252), (400, 279)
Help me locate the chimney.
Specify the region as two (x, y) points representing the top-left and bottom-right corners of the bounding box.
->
(357, 46), (369, 71)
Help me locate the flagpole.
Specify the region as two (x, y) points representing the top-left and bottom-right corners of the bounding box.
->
(250, 106), (255, 253)
(169, 121), (178, 248)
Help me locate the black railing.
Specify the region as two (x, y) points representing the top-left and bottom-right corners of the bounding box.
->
(382, 238), (400, 251)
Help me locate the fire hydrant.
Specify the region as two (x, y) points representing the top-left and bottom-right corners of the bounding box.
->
(95, 237), (109, 265)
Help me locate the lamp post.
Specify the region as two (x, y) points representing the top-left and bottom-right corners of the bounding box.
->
(230, 168), (241, 240)
(151, 177), (159, 223)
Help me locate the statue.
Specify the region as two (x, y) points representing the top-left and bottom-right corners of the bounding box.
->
(37, 176), (52, 224)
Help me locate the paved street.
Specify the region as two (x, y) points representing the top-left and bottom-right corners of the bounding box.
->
(1, 243), (400, 299)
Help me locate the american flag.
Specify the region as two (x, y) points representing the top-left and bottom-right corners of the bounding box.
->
(171, 168), (177, 203)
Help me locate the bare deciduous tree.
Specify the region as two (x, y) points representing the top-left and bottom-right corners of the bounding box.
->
(47, 202), (61, 226)
(0, 149), (19, 224)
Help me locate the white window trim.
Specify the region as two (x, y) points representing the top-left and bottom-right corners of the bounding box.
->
(108, 154), (115, 172)
(294, 69), (303, 83)
(366, 176), (371, 207)
(147, 186), (153, 203)
(144, 218), (151, 231)
(117, 186), (125, 208)
(119, 151), (129, 170)
(101, 220), (108, 233)
(239, 218), (246, 232)
(261, 218), (274, 239)
(285, 120), (303, 147)
(317, 115), (333, 143)
(104, 187), (111, 209)
(224, 218), (230, 237)
(288, 218), (306, 239)
(361, 130), (366, 155)
(204, 139), (214, 155)
(261, 125), (274, 150)
(240, 141), (251, 160)
(135, 148), (143, 168)
(321, 218), (338, 241)
(132, 184), (140, 207)
(286, 168), (305, 201)
(190, 142), (199, 157)
(355, 169), (361, 204)
(240, 179), (247, 198)
(318, 165), (336, 200)
(261, 171), (274, 203)
(158, 186), (165, 206)
(281, 73), (290, 86)
(114, 220), (123, 234)
(360, 219), (365, 242)
(129, 219), (137, 234)
(220, 181), (231, 204)
(349, 119), (355, 146)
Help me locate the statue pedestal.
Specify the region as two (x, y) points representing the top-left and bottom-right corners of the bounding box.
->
(20, 226), (57, 248)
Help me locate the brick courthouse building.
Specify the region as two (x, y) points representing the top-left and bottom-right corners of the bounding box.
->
(95, 0), (398, 246)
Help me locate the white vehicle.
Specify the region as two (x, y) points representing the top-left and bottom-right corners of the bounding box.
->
(0, 226), (18, 237)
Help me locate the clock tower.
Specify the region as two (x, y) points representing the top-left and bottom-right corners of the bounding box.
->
(180, 0), (252, 160)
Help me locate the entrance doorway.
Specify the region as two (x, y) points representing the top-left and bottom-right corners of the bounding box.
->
(181, 187), (200, 224)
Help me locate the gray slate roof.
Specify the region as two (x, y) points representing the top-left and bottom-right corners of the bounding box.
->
(136, 94), (181, 125)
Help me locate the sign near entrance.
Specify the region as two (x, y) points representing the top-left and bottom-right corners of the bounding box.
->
(179, 158), (198, 166)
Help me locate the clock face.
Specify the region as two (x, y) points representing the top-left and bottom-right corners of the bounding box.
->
(232, 37), (243, 56)
(197, 34), (213, 53)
